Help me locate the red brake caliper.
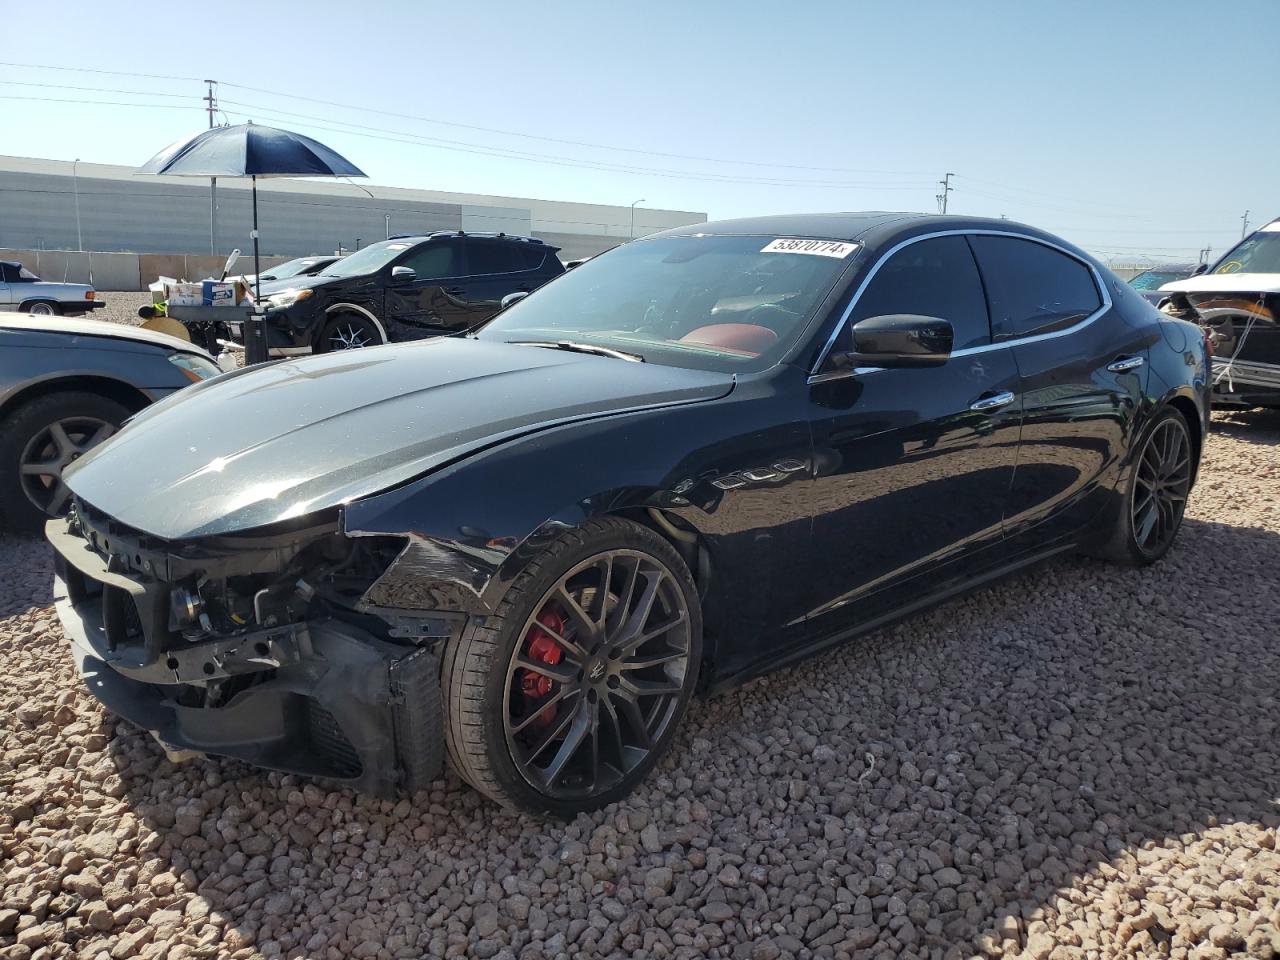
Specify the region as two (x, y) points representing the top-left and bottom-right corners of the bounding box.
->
(519, 606), (566, 730)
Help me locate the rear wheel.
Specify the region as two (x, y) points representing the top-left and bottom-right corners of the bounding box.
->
(23, 301), (59, 316)
(1091, 407), (1194, 565)
(0, 392), (130, 533)
(442, 517), (702, 817)
(316, 313), (383, 352)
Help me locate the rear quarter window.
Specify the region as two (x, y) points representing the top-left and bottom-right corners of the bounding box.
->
(968, 235), (1102, 340)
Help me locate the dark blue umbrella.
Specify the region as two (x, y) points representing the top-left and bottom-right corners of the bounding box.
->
(139, 123), (366, 307)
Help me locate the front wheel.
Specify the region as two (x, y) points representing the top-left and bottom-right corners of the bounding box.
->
(315, 313), (384, 352)
(0, 392), (130, 533)
(1091, 407), (1195, 565)
(442, 517), (702, 817)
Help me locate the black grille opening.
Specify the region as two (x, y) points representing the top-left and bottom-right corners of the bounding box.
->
(306, 700), (362, 778)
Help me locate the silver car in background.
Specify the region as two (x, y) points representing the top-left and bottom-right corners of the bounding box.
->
(0, 260), (106, 316)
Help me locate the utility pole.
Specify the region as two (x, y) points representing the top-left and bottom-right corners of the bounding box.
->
(1240, 210), (1250, 240)
(205, 80), (218, 255)
(1199, 245), (1212, 266)
(936, 173), (954, 215)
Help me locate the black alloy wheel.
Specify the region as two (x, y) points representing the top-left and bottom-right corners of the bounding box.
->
(502, 549), (693, 798)
(1131, 415), (1192, 557)
(441, 516), (702, 817)
(317, 313), (382, 352)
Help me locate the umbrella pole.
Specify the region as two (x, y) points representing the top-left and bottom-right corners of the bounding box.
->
(246, 175), (268, 365)
(252, 175), (262, 305)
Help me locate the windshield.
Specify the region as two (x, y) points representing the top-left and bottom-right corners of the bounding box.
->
(269, 257), (324, 279)
(321, 240), (414, 278)
(477, 235), (857, 372)
(1129, 269), (1192, 290)
(1213, 231), (1280, 274)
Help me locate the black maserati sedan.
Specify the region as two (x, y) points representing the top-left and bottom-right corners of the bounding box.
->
(47, 213), (1209, 817)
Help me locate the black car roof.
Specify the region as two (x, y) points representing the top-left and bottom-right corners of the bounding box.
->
(649, 212), (1093, 262)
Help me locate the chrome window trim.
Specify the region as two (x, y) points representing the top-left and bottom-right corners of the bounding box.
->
(808, 228), (1113, 382)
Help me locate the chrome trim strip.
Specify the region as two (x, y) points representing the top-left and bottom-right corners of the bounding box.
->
(808, 228), (1114, 381)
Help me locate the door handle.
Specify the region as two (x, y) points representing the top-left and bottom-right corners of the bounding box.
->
(444, 287), (466, 296)
(1107, 355), (1145, 373)
(969, 391), (1016, 412)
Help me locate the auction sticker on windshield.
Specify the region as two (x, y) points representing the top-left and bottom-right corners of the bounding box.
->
(761, 238), (860, 258)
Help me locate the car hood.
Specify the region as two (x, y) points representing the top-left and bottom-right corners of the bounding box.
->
(253, 273), (344, 297)
(0, 315), (215, 359)
(1160, 273), (1280, 295)
(64, 338), (735, 540)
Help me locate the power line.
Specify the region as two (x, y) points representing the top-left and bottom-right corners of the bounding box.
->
(0, 95), (193, 110)
(0, 61), (201, 82)
(0, 60), (935, 177)
(0, 79), (195, 99)
(218, 100), (938, 190)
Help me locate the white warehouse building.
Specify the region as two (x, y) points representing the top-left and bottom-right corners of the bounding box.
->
(0, 154), (706, 264)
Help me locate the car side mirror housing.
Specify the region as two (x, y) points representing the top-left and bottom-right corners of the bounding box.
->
(1191, 263), (1209, 276)
(500, 291), (530, 311)
(830, 314), (954, 369)
(390, 265), (416, 284)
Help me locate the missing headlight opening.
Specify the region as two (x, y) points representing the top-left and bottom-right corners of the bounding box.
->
(49, 499), (446, 796)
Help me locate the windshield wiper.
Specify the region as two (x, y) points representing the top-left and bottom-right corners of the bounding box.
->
(509, 340), (645, 362)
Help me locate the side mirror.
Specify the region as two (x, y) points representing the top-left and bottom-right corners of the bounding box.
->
(390, 265), (416, 284)
(500, 290), (530, 311)
(831, 314), (953, 369)
(1191, 263), (1209, 276)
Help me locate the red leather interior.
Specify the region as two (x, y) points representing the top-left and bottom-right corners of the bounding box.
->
(678, 323), (778, 357)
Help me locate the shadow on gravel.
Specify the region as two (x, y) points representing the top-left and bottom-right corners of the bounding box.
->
(1213, 407), (1280, 446)
(0, 532), (54, 619)
(87, 511), (1280, 958)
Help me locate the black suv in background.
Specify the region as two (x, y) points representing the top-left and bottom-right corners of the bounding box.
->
(248, 232), (564, 355)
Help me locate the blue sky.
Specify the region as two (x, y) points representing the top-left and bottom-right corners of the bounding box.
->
(1, 0), (1276, 262)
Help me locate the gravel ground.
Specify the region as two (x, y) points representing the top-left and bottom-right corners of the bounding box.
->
(2, 328), (1279, 958)
(88, 292), (153, 329)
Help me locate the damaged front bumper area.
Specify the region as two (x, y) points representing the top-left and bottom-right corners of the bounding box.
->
(47, 503), (447, 796)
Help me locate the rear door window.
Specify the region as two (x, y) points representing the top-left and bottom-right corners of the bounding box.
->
(850, 235), (991, 349)
(968, 235), (1102, 340)
(466, 241), (523, 276)
(401, 240), (462, 280)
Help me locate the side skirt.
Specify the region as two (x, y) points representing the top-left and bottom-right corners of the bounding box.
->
(701, 539), (1078, 697)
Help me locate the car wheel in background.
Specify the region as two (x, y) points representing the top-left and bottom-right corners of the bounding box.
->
(23, 302), (59, 316)
(315, 313), (384, 352)
(441, 516), (702, 817)
(1091, 407), (1195, 566)
(0, 392), (130, 533)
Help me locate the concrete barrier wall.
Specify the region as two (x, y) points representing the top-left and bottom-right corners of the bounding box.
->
(0, 249), (293, 290)
(0, 249), (139, 289)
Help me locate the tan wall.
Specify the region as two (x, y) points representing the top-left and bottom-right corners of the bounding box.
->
(0, 249), (296, 290)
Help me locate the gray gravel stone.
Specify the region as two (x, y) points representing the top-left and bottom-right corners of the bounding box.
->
(0, 399), (1278, 958)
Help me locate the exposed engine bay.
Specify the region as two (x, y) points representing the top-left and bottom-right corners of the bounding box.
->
(47, 500), (450, 795)
(1160, 279), (1280, 409)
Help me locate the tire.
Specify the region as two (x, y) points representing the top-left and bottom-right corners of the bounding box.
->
(0, 392), (130, 533)
(442, 516), (702, 817)
(23, 301), (59, 316)
(1090, 407), (1195, 566)
(315, 312), (384, 352)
